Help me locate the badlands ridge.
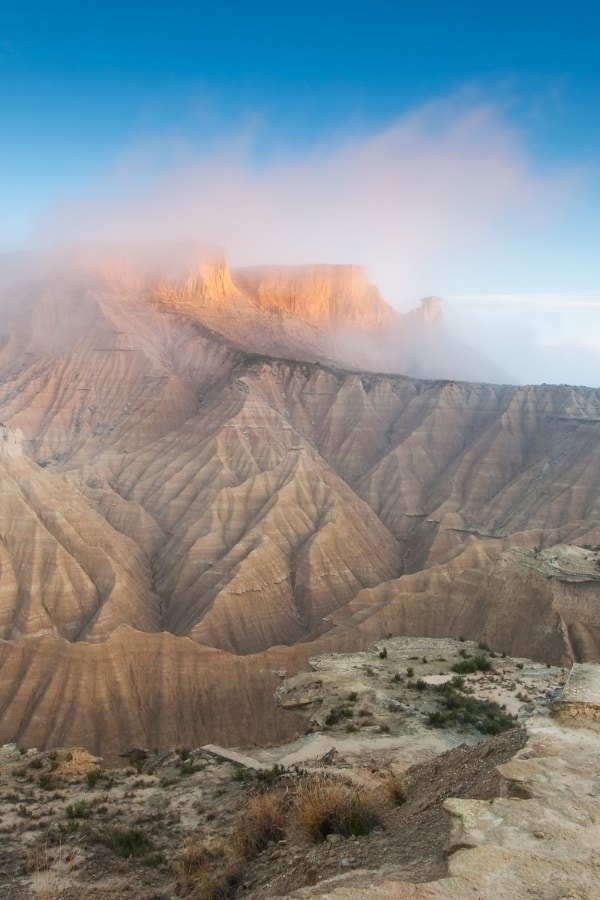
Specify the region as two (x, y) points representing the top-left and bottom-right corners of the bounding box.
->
(0, 250), (599, 757)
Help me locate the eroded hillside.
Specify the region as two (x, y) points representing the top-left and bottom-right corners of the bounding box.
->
(0, 252), (599, 756)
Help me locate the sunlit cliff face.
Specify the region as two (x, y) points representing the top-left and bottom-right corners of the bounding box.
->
(232, 265), (398, 329)
(0, 244), (512, 384)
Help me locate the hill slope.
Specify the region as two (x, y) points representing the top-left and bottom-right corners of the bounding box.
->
(0, 251), (598, 755)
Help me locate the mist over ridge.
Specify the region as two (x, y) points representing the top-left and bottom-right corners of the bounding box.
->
(0, 241), (515, 386)
(13, 94), (594, 387)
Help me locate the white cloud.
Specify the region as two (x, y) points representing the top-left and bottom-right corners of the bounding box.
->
(28, 96), (598, 386)
(32, 99), (578, 309)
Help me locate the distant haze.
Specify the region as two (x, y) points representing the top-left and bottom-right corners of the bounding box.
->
(445, 293), (600, 387)
(0, 99), (591, 388)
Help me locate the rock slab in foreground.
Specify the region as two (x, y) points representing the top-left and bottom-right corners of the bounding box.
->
(551, 662), (600, 731)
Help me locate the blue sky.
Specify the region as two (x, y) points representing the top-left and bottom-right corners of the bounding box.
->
(1, 1), (600, 383)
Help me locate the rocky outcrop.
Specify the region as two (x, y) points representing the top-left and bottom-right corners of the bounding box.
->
(282, 671), (600, 900)
(551, 662), (600, 730)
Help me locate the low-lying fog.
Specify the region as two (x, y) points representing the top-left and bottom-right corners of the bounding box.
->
(4, 99), (598, 388)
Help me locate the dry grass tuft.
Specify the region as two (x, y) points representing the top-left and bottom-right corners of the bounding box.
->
(234, 790), (286, 857)
(293, 775), (381, 841)
(175, 789), (286, 896)
(174, 836), (243, 899)
(386, 773), (408, 805)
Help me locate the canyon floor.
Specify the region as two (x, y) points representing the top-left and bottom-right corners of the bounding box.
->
(3, 638), (597, 900)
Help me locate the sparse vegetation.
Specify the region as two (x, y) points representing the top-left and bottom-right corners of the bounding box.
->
(38, 773), (57, 790)
(0, 635), (570, 900)
(66, 799), (90, 819)
(103, 825), (153, 858)
(175, 836), (242, 898)
(235, 790), (286, 856)
(451, 653), (492, 674)
(255, 764), (289, 785)
(387, 775), (407, 805)
(428, 684), (516, 735)
(294, 776), (381, 841)
(325, 706), (353, 726)
(180, 758), (195, 776)
(85, 769), (101, 789)
(379, 647), (388, 659)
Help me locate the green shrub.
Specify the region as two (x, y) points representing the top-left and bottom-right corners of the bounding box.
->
(85, 769), (101, 789)
(255, 764), (288, 785)
(38, 773), (56, 790)
(104, 826), (152, 858)
(451, 653), (492, 674)
(427, 710), (449, 728)
(427, 686), (515, 734)
(325, 706), (353, 726)
(66, 800), (90, 819)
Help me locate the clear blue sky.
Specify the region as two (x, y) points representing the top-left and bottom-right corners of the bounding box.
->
(2, 1), (600, 383)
